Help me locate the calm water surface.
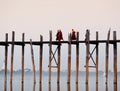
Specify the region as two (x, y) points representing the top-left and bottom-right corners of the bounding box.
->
(0, 74), (119, 91)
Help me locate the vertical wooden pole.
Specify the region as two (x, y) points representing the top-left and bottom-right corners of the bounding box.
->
(96, 32), (99, 84)
(32, 83), (36, 91)
(48, 31), (52, 84)
(10, 31), (15, 83)
(67, 33), (71, 84)
(76, 32), (79, 84)
(40, 35), (43, 83)
(21, 33), (25, 83)
(113, 31), (117, 84)
(85, 30), (90, 84)
(39, 82), (42, 91)
(4, 33), (8, 83)
(4, 33), (8, 91)
(105, 30), (110, 84)
(30, 39), (36, 84)
(85, 84), (89, 91)
(57, 44), (61, 83)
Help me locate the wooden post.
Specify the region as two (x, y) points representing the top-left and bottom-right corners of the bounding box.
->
(48, 83), (51, 91)
(4, 33), (8, 84)
(48, 31), (52, 84)
(10, 31), (15, 83)
(76, 32), (79, 84)
(105, 30), (110, 84)
(85, 30), (90, 84)
(21, 33), (25, 83)
(96, 32), (99, 84)
(57, 44), (61, 83)
(40, 35), (43, 83)
(113, 31), (117, 84)
(96, 83), (98, 91)
(67, 33), (71, 84)
(30, 39), (36, 84)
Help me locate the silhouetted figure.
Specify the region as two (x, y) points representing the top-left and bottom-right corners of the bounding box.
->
(56, 30), (63, 41)
(71, 29), (76, 40)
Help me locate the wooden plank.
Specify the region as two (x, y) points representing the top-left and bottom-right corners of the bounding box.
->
(113, 31), (117, 84)
(96, 32), (99, 84)
(21, 33), (25, 83)
(10, 31), (15, 83)
(76, 32), (79, 84)
(67, 33), (71, 84)
(40, 35), (43, 83)
(30, 39), (36, 83)
(105, 30), (110, 84)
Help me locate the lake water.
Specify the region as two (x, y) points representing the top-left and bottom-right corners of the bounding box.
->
(0, 74), (119, 91)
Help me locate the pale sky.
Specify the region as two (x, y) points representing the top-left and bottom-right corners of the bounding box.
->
(0, 0), (120, 71)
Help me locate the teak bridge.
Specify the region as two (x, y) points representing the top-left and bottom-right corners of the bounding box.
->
(0, 30), (119, 85)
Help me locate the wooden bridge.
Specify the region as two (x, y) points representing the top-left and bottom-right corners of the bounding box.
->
(0, 30), (119, 85)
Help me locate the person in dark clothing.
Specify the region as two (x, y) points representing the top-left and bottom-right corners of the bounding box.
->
(56, 30), (63, 41)
(71, 29), (76, 40)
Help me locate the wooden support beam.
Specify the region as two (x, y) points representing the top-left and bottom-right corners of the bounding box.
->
(105, 30), (110, 84)
(57, 44), (61, 83)
(40, 35), (43, 83)
(48, 31), (52, 84)
(21, 33), (25, 83)
(10, 31), (15, 83)
(39, 82), (42, 91)
(76, 84), (79, 91)
(30, 39), (36, 84)
(113, 31), (117, 84)
(85, 30), (90, 84)
(67, 84), (70, 91)
(67, 33), (71, 84)
(96, 32), (99, 84)
(4, 33), (8, 84)
(76, 32), (79, 84)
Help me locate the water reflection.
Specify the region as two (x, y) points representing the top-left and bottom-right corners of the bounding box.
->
(96, 84), (98, 91)
(4, 81), (7, 91)
(4, 81), (118, 91)
(76, 84), (79, 91)
(105, 84), (108, 91)
(10, 82), (13, 91)
(67, 84), (70, 91)
(32, 83), (36, 91)
(114, 84), (117, 91)
(39, 83), (42, 91)
(48, 83), (51, 91)
(21, 83), (24, 91)
(57, 83), (60, 91)
(85, 84), (89, 91)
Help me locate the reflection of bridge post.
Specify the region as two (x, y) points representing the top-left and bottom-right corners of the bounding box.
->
(67, 84), (70, 91)
(114, 84), (117, 91)
(85, 84), (89, 91)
